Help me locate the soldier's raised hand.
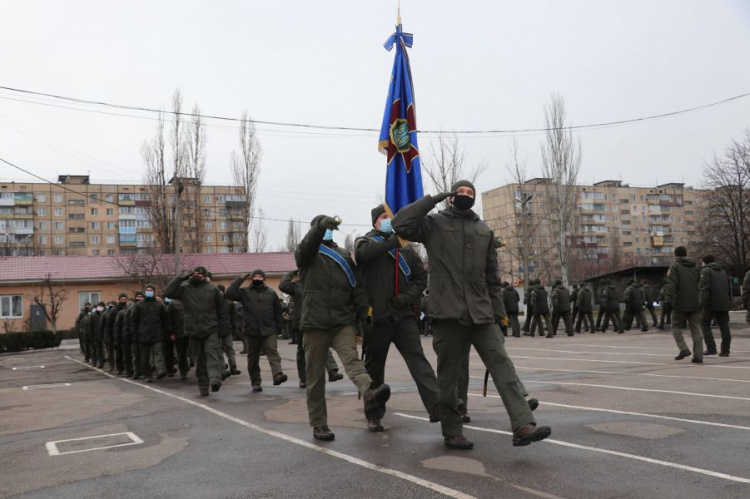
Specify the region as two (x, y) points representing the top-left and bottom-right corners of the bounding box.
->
(431, 191), (457, 203)
(318, 216), (341, 231)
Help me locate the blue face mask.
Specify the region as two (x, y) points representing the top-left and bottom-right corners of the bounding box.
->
(379, 218), (393, 234)
(145, 291), (154, 299)
(323, 229), (334, 241)
(164, 297), (171, 303)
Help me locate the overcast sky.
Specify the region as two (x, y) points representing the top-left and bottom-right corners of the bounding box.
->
(2, 1), (750, 248)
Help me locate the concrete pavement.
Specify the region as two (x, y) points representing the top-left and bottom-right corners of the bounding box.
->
(1, 326), (749, 498)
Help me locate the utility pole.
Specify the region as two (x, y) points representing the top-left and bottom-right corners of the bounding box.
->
(520, 194), (533, 293)
(174, 180), (184, 275)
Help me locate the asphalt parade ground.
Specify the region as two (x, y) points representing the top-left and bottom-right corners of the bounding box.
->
(1, 325), (749, 499)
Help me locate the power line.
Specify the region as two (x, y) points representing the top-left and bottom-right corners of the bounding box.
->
(1, 84), (749, 135)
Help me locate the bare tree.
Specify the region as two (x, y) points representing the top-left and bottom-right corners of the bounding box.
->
(113, 251), (174, 290)
(29, 275), (69, 333)
(142, 111), (172, 253)
(423, 133), (487, 208)
(540, 94), (583, 286)
(182, 103), (207, 253)
(284, 218), (301, 252)
(251, 208), (268, 253)
(695, 132), (750, 275)
(230, 111), (263, 252)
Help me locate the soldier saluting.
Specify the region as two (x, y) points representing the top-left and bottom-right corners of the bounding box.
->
(392, 180), (551, 449)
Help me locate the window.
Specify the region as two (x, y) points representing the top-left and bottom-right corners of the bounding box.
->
(205, 221), (213, 230)
(204, 195), (211, 204)
(1, 295), (23, 318)
(221, 234), (229, 242)
(106, 194), (114, 203)
(91, 208), (98, 216)
(107, 235), (115, 244)
(106, 208), (114, 216)
(107, 249), (115, 255)
(69, 213), (85, 220)
(54, 194), (63, 202)
(91, 222), (100, 230)
(78, 291), (100, 311)
(37, 194), (47, 202)
(54, 221), (64, 230)
(216, 195), (225, 203)
(38, 236), (47, 244)
(92, 249), (99, 256)
(54, 236), (63, 245)
(54, 208), (63, 217)
(106, 222), (115, 230)
(37, 208), (47, 216)
(68, 199), (85, 206)
(91, 235), (100, 244)
(205, 235), (213, 243)
(220, 247), (229, 253)
(220, 222), (228, 230)
(38, 222), (47, 230)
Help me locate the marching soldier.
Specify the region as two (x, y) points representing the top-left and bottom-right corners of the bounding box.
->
(113, 294), (131, 376)
(575, 285), (594, 334)
(164, 266), (229, 396)
(699, 255), (732, 357)
(530, 280), (554, 338)
(502, 282), (521, 338)
(131, 284), (167, 382)
(550, 280), (573, 337)
(600, 279), (625, 334)
(623, 280), (648, 332)
(226, 270), (287, 391)
(393, 181), (550, 449)
(642, 280), (658, 327)
(657, 279), (672, 330)
(666, 247), (703, 363)
(216, 284), (241, 378)
(296, 215), (390, 441)
(355, 205), (440, 430)
(164, 296), (190, 379)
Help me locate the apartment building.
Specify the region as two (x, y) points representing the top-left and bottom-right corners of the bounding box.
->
(483, 179), (706, 283)
(0, 175), (248, 257)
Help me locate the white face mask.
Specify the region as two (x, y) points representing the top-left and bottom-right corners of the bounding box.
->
(97, 306), (104, 313)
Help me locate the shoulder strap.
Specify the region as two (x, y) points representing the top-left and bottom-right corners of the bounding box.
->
(318, 245), (357, 287)
(371, 235), (412, 286)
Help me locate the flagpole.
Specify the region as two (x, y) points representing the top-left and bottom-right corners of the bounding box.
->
(397, 0), (401, 26)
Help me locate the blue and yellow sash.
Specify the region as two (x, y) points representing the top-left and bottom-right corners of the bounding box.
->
(371, 235), (412, 286)
(318, 245), (357, 287)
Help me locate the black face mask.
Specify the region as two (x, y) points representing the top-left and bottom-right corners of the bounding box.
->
(190, 276), (205, 285)
(251, 280), (264, 287)
(453, 195), (475, 211)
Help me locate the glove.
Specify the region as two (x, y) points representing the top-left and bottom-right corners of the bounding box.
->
(241, 273), (252, 280)
(181, 272), (193, 280)
(431, 191), (456, 204)
(501, 316), (510, 327)
(319, 216), (341, 231)
(390, 295), (409, 309)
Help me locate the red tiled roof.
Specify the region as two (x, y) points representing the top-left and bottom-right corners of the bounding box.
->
(0, 252), (297, 283)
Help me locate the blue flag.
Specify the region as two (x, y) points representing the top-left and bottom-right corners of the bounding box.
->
(378, 23), (423, 215)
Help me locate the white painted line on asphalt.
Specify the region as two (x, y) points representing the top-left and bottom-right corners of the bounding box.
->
(487, 354), (750, 370)
(11, 366), (45, 370)
(512, 365), (750, 385)
(469, 375), (750, 402)
(467, 393), (750, 431)
(470, 363), (750, 385)
(23, 383), (72, 390)
(394, 413), (750, 485)
(504, 347), (750, 360)
(572, 344), (750, 354)
(46, 432), (143, 456)
(64, 356), (475, 499)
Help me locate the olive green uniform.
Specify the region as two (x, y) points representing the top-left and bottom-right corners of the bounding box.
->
(699, 262), (732, 355)
(295, 220), (373, 427)
(393, 195), (534, 438)
(666, 257), (702, 360)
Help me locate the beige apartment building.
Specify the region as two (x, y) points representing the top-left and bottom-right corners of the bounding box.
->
(483, 179), (707, 284)
(0, 175), (248, 257)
